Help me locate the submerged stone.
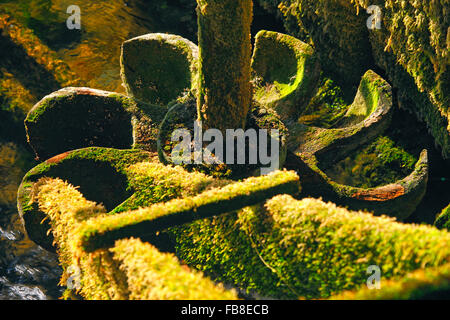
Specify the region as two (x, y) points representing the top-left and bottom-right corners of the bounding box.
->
(120, 33), (199, 106)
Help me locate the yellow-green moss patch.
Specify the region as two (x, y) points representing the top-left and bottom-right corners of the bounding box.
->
(172, 195), (450, 299)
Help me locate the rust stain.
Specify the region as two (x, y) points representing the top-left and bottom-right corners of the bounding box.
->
(75, 88), (99, 96)
(46, 151), (71, 164)
(352, 184), (405, 201)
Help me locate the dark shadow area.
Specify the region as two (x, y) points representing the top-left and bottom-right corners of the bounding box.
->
(27, 18), (82, 51)
(44, 159), (132, 212)
(130, 0), (198, 42)
(252, 1), (286, 40)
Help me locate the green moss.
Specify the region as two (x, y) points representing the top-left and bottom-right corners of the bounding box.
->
(110, 161), (227, 213)
(435, 204), (450, 231)
(120, 33), (199, 106)
(34, 177), (236, 300)
(24, 87), (169, 159)
(172, 195), (450, 299)
(111, 238), (238, 300)
(251, 30), (320, 121)
(334, 69), (385, 127)
(18, 147), (154, 250)
(196, 0), (253, 131)
(76, 170), (300, 252)
(332, 263), (450, 300)
(258, 0), (372, 95)
(298, 75), (348, 128)
(325, 136), (417, 188)
(289, 69), (392, 158)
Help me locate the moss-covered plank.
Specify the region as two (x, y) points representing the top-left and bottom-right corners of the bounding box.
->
(111, 238), (238, 300)
(76, 170), (301, 252)
(35, 177), (236, 300)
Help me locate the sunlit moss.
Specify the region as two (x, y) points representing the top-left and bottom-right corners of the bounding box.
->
(331, 262), (450, 300)
(251, 30), (320, 121)
(75, 170), (300, 252)
(112, 238), (238, 300)
(172, 195), (450, 299)
(435, 203), (450, 231)
(35, 177), (237, 300)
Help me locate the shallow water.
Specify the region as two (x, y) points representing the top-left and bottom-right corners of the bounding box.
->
(0, 205), (62, 299)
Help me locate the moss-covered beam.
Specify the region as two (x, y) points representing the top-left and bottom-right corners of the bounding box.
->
(196, 0), (253, 131)
(111, 238), (238, 300)
(76, 170), (300, 252)
(35, 177), (237, 300)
